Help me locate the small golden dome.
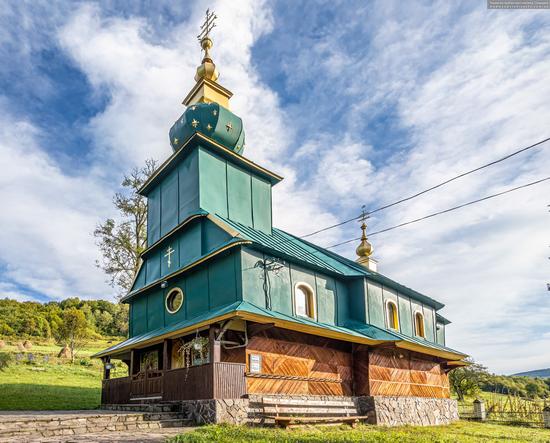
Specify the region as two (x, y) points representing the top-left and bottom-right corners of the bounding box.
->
(356, 222), (373, 258)
(195, 37), (219, 82)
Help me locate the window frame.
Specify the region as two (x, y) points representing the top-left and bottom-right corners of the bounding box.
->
(414, 310), (426, 338)
(385, 300), (399, 330)
(293, 282), (316, 320)
(165, 287), (184, 314)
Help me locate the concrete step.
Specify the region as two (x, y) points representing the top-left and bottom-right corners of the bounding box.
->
(0, 411), (191, 439)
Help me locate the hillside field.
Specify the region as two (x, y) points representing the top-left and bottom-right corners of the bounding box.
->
(0, 338), (125, 410)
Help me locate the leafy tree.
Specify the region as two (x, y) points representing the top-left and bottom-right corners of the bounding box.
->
(449, 359), (488, 401)
(94, 159), (157, 296)
(57, 308), (89, 363)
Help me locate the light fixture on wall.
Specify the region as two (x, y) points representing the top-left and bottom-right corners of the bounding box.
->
(160, 281), (168, 289)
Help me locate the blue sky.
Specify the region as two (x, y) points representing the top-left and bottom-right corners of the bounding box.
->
(0, 0), (549, 374)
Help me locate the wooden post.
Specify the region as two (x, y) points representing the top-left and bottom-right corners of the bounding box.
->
(130, 350), (135, 376)
(102, 356), (111, 380)
(543, 406), (550, 428)
(209, 325), (221, 363)
(163, 340), (170, 371)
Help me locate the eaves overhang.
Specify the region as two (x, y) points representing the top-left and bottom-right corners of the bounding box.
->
(121, 238), (252, 303)
(139, 132), (283, 196)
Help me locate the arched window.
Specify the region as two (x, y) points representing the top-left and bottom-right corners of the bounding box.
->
(294, 283), (315, 319)
(414, 311), (425, 338)
(386, 300), (399, 330)
(165, 287), (184, 314)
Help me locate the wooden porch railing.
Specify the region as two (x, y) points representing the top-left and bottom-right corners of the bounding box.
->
(101, 362), (246, 404)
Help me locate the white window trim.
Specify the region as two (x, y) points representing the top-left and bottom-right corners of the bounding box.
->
(413, 310), (425, 338)
(293, 282), (317, 320)
(165, 287), (184, 314)
(385, 299), (399, 330)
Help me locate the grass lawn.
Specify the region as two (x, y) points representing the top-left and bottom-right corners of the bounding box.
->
(0, 337), (126, 410)
(169, 422), (550, 443)
(0, 363), (102, 410)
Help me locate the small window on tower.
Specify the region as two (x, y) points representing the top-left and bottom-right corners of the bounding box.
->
(414, 312), (426, 338)
(165, 287), (184, 314)
(294, 283), (315, 319)
(386, 300), (399, 330)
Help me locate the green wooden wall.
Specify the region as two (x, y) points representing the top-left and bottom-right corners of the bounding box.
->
(198, 148), (272, 234)
(129, 249), (241, 337)
(436, 322), (445, 346)
(132, 218), (230, 293)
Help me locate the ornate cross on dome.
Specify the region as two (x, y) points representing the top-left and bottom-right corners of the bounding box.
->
(197, 9), (217, 43)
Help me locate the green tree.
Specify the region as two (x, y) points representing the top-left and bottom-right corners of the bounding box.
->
(94, 159), (157, 297)
(449, 359), (488, 401)
(57, 308), (89, 363)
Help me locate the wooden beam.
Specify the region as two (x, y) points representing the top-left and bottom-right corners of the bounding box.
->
(247, 322), (275, 337)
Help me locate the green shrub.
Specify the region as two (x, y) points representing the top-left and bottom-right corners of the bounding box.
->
(0, 352), (13, 371)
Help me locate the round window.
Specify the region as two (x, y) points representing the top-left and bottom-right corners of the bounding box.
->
(165, 288), (184, 314)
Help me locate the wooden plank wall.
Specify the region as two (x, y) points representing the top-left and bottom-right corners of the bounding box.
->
(367, 348), (450, 398)
(245, 328), (353, 396)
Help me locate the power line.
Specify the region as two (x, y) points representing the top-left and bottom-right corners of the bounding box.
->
(324, 176), (550, 250)
(298, 136), (550, 240)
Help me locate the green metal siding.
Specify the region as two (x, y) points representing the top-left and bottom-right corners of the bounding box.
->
(436, 322), (445, 346)
(178, 149), (199, 221)
(251, 176), (271, 234)
(349, 279), (366, 323)
(269, 261), (293, 316)
(185, 267), (210, 318)
(146, 250), (161, 283)
(315, 274), (337, 325)
(202, 218), (231, 253)
(241, 248), (265, 308)
(199, 148), (228, 217)
(161, 169), (178, 236)
(132, 296), (147, 336)
(227, 163), (253, 226)
(147, 290), (164, 331)
(398, 294), (413, 337)
(208, 252), (238, 307)
(147, 186), (161, 245)
(335, 280), (350, 325)
(179, 221), (201, 266)
(423, 306), (436, 342)
(367, 280), (384, 328)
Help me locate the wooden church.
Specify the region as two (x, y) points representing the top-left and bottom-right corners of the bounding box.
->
(96, 12), (467, 426)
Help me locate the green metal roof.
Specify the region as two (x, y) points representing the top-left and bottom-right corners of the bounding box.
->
(215, 215), (444, 310)
(95, 300), (465, 360)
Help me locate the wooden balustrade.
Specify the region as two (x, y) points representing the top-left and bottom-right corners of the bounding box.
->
(101, 362), (246, 404)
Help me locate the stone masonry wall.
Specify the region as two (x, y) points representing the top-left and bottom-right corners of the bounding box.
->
(180, 399), (249, 425)
(357, 396), (459, 426)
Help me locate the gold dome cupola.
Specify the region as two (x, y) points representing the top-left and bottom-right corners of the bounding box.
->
(182, 9), (233, 110)
(356, 212), (378, 272)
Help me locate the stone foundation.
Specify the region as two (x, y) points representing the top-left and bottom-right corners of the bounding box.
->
(178, 395), (458, 427)
(358, 396), (459, 426)
(180, 399), (249, 425)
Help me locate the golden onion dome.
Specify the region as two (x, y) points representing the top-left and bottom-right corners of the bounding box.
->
(195, 37), (219, 82)
(356, 222), (373, 258)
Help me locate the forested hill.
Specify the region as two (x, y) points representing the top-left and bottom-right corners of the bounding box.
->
(513, 369), (550, 378)
(0, 298), (128, 339)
